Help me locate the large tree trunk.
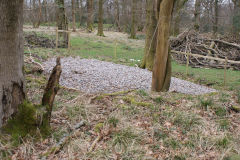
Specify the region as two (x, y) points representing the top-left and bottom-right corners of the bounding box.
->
(152, 0), (175, 92)
(0, 0), (25, 127)
(87, 0), (94, 33)
(130, 0), (137, 39)
(194, 0), (201, 31)
(72, 0), (77, 32)
(56, 0), (69, 47)
(97, 0), (104, 36)
(140, 0), (158, 71)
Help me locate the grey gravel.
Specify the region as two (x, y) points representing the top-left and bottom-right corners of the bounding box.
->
(43, 57), (217, 95)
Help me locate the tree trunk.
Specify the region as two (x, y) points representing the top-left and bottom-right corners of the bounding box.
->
(141, 0), (158, 71)
(194, 0), (201, 31)
(56, 0), (69, 47)
(33, 0), (37, 28)
(114, 0), (121, 32)
(0, 0), (25, 127)
(72, 0), (77, 32)
(97, 0), (104, 36)
(43, 0), (47, 23)
(130, 0), (137, 39)
(213, 0), (218, 36)
(232, 0), (240, 33)
(35, 0), (42, 28)
(87, 0), (94, 33)
(152, 0), (175, 92)
(172, 0), (188, 36)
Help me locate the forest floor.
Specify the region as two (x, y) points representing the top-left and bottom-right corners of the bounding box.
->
(0, 26), (240, 160)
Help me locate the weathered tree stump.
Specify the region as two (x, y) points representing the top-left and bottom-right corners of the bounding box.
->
(42, 57), (62, 122)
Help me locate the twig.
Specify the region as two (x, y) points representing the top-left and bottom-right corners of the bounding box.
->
(41, 121), (86, 158)
(88, 134), (103, 152)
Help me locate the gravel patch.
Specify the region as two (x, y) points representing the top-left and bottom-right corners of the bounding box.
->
(43, 57), (217, 95)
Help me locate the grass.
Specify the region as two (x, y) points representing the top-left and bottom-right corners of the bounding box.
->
(4, 30), (238, 159)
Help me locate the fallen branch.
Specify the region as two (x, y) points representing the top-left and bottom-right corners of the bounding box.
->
(42, 121), (86, 157)
(26, 47), (44, 72)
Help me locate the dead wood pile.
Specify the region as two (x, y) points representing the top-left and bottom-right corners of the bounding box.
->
(24, 32), (56, 48)
(170, 30), (240, 70)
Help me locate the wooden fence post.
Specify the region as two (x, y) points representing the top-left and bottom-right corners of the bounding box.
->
(56, 29), (58, 50)
(224, 57), (228, 86)
(68, 31), (71, 52)
(114, 40), (117, 59)
(186, 52), (190, 75)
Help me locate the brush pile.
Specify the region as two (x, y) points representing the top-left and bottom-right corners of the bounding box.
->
(24, 32), (56, 48)
(170, 30), (240, 70)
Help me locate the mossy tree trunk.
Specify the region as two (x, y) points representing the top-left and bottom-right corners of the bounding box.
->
(56, 0), (69, 47)
(152, 0), (175, 92)
(87, 0), (94, 33)
(0, 0), (26, 127)
(194, 0), (201, 31)
(97, 0), (104, 36)
(130, 0), (137, 39)
(140, 0), (158, 71)
(72, 0), (77, 32)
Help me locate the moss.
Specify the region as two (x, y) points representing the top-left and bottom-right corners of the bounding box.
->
(94, 122), (104, 133)
(2, 101), (50, 145)
(123, 96), (153, 107)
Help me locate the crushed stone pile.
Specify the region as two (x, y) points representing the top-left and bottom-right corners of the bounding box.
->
(43, 57), (217, 95)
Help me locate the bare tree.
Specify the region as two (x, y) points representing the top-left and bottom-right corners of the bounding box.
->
(194, 0), (201, 31)
(0, 0), (25, 127)
(213, 0), (219, 36)
(130, 0), (137, 39)
(87, 0), (94, 32)
(72, 0), (77, 32)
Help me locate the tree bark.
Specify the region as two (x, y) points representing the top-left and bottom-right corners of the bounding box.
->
(56, 0), (69, 47)
(97, 0), (104, 36)
(194, 0), (201, 31)
(152, 0), (175, 92)
(87, 0), (94, 33)
(72, 0), (77, 32)
(130, 0), (137, 39)
(0, 0), (25, 127)
(141, 0), (158, 71)
(42, 58), (62, 122)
